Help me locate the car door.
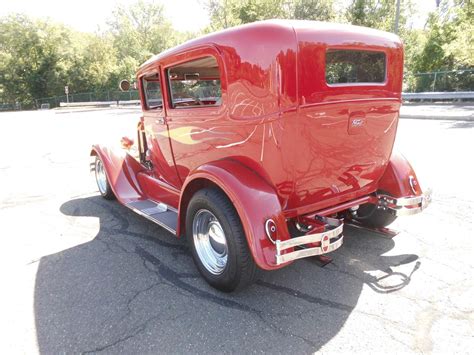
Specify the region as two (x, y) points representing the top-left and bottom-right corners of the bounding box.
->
(140, 70), (182, 188)
(162, 52), (228, 182)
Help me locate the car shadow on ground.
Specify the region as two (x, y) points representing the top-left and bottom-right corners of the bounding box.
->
(34, 196), (420, 353)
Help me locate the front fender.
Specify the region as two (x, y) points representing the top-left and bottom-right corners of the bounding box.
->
(178, 159), (290, 270)
(378, 151), (424, 198)
(90, 144), (144, 204)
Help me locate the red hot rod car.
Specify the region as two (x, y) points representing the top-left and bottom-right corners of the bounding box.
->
(91, 20), (431, 291)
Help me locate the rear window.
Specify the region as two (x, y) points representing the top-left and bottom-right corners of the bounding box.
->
(326, 50), (386, 85)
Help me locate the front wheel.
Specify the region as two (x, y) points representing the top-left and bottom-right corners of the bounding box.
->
(186, 188), (257, 292)
(94, 156), (115, 200)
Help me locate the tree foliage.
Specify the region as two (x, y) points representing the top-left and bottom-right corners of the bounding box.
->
(0, 0), (472, 106)
(0, 1), (187, 107)
(0, 15), (75, 104)
(397, 0), (472, 91)
(292, 0), (335, 21)
(203, 0), (335, 29)
(345, 0), (402, 31)
(107, 0), (176, 63)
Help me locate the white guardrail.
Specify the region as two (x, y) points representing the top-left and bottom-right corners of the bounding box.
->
(402, 91), (474, 100)
(59, 100), (140, 107)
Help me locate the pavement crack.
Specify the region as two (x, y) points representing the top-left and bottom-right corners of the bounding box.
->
(135, 245), (261, 314)
(256, 280), (354, 313)
(82, 325), (145, 354)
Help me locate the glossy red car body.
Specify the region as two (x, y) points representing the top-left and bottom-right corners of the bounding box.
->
(92, 20), (430, 271)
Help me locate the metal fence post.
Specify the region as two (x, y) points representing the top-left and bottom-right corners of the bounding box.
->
(394, 0), (401, 34)
(432, 71), (438, 92)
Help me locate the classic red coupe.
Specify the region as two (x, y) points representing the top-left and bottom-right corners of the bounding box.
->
(91, 20), (431, 291)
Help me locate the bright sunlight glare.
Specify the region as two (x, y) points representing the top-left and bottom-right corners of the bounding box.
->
(0, 0), (210, 32)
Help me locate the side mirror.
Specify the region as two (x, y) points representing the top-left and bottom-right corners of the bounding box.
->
(119, 79), (131, 92)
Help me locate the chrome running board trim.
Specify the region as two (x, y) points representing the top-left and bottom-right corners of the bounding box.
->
(126, 199), (178, 234)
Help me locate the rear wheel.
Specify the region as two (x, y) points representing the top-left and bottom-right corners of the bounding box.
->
(94, 156), (115, 200)
(186, 188), (257, 292)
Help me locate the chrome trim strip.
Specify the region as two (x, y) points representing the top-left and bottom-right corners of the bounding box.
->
(378, 194), (425, 207)
(126, 204), (177, 234)
(275, 217), (344, 265)
(276, 223), (343, 251)
(394, 195), (424, 206)
(276, 236), (344, 264)
(149, 199), (178, 213)
(387, 206), (423, 217)
(378, 188), (432, 217)
(141, 203), (167, 215)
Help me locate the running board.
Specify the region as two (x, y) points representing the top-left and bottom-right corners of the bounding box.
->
(126, 199), (178, 235)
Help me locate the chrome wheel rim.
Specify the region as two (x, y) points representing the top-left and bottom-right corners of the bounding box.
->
(192, 209), (228, 275)
(95, 159), (108, 195)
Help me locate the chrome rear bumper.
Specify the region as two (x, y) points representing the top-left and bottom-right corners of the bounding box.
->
(276, 217), (344, 265)
(377, 188), (432, 216)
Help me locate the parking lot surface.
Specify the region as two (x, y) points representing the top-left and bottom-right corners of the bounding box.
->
(0, 107), (472, 353)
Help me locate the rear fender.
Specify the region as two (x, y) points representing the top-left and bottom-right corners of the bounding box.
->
(90, 145), (144, 204)
(378, 151), (424, 198)
(178, 159), (290, 270)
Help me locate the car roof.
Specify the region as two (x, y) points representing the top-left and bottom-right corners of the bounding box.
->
(138, 19), (401, 73)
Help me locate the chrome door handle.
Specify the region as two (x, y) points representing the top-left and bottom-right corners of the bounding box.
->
(156, 117), (165, 124)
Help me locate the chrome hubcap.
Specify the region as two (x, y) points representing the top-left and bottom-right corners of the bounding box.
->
(192, 209), (228, 275)
(95, 159), (108, 194)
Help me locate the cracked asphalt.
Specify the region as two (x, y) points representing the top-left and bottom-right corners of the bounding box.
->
(0, 107), (472, 354)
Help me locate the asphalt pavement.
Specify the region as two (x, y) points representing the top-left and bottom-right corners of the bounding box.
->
(0, 107), (472, 354)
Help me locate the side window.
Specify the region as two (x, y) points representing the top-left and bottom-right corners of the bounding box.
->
(167, 56), (222, 108)
(142, 73), (163, 109)
(326, 50), (386, 85)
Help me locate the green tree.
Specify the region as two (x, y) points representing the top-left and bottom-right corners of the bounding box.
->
(107, 0), (177, 64)
(0, 1), (192, 105)
(66, 33), (121, 93)
(442, 0), (473, 67)
(292, 0), (335, 21)
(202, 0), (243, 30)
(411, 0), (473, 73)
(406, 0), (473, 91)
(204, 0), (336, 30)
(0, 14), (75, 105)
(236, 0), (287, 23)
(345, 0), (410, 32)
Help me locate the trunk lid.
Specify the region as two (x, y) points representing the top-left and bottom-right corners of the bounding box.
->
(288, 23), (404, 213)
